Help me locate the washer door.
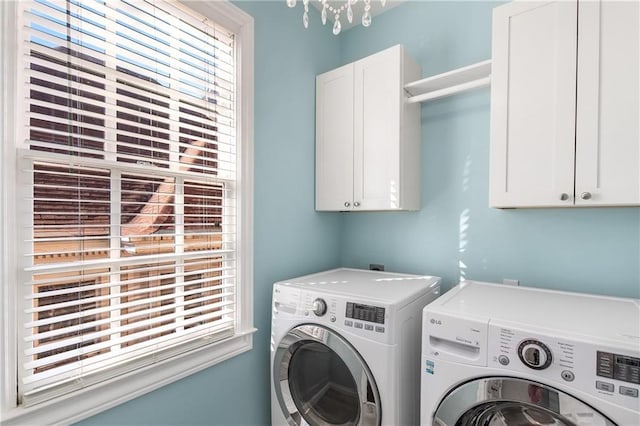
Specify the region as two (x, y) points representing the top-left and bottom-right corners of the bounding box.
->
(434, 377), (616, 426)
(273, 324), (381, 426)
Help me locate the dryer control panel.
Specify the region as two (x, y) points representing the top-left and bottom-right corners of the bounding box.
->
(346, 302), (385, 324)
(272, 284), (394, 345)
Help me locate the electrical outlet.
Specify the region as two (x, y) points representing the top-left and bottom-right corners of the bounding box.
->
(503, 278), (519, 286)
(369, 264), (385, 271)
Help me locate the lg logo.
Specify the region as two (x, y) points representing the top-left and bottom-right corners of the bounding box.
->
(430, 318), (442, 325)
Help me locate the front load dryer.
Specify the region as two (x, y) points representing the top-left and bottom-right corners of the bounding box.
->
(271, 268), (441, 426)
(420, 281), (640, 426)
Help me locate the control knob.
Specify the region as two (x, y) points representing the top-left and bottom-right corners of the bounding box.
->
(518, 339), (552, 370)
(312, 298), (327, 316)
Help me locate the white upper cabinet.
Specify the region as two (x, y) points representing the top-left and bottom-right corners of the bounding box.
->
(315, 45), (421, 211)
(575, 0), (639, 206)
(490, 0), (639, 208)
(316, 64), (354, 211)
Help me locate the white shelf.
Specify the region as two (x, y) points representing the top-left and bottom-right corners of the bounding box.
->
(404, 59), (492, 104)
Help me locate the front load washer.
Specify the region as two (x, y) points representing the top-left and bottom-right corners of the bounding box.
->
(421, 281), (640, 425)
(271, 268), (441, 426)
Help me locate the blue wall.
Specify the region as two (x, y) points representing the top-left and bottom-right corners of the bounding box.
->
(338, 1), (640, 299)
(78, 1), (639, 425)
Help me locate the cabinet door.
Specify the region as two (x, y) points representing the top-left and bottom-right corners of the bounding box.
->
(490, 1), (578, 207)
(575, 0), (639, 206)
(353, 46), (402, 210)
(316, 64), (354, 211)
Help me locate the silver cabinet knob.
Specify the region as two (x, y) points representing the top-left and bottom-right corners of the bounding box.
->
(560, 193), (569, 201)
(353, 201), (361, 207)
(580, 192), (592, 200)
(344, 201), (351, 208)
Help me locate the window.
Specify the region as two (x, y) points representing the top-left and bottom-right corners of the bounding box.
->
(1, 0), (253, 423)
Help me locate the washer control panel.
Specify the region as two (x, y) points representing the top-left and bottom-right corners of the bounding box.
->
(491, 327), (573, 375)
(597, 351), (640, 385)
(488, 323), (640, 412)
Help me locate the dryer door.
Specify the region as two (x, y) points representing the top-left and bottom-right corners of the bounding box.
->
(434, 377), (616, 426)
(273, 324), (381, 426)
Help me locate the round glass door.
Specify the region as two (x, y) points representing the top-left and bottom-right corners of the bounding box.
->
(434, 377), (616, 426)
(273, 325), (381, 426)
(289, 341), (360, 424)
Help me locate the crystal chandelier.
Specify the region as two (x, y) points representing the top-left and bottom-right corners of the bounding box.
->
(287, 0), (386, 35)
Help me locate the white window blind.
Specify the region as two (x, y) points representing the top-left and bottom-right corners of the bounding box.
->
(19, 0), (239, 405)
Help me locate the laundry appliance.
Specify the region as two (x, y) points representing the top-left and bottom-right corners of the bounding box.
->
(271, 268), (441, 426)
(421, 281), (640, 425)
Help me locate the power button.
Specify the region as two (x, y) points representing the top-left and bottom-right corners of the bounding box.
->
(498, 355), (510, 366)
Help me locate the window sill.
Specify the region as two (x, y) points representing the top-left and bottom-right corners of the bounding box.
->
(1, 330), (256, 426)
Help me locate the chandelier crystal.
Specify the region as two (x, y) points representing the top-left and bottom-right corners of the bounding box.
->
(287, 0), (386, 35)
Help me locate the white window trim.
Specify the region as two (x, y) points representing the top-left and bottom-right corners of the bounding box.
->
(0, 1), (254, 424)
